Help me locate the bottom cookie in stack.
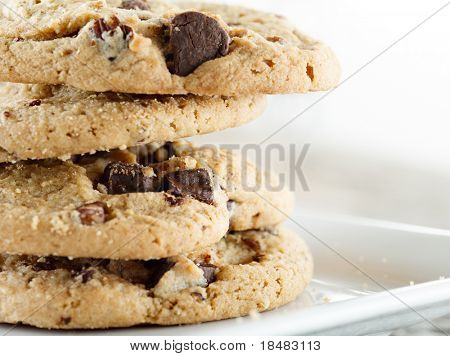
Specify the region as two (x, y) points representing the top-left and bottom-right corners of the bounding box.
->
(0, 228), (312, 329)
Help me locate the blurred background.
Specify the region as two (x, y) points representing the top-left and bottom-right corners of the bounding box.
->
(190, 0), (450, 229)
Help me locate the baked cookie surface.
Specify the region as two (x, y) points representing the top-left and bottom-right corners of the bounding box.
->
(0, 0), (340, 95)
(0, 228), (313, 329)
(0, 142), (293, 259)
(0, 83), (265, 161)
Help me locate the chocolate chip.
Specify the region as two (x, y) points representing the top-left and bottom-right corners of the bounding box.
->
(60, 317), (71, 325)
(144, 259), (175, 289)
(164, 193), (184, 206)
(32, 258), (57, 272)
(32, 256), (102, 274)
(80, 269), (94, 283)
(162, 169), (214, 205)
(76, 202), (107, 225)
(99, 162), (159, 195)
(253, 254), (265, 263)
(66, 30), (80, 38)
(93, 18), (115, 38)
(106, 259), (175, 288)
(3, 111), (11, 118)
(120, 0), (149, 10)
(92, 16), (133, 41)
(29, 99), (41, 107)
(106, 260), (153, 285)
(168, 11), (230, 76)
(196, 262), (217, 285)
(226, 200), (235, 212)
(242, 237), (261, 252)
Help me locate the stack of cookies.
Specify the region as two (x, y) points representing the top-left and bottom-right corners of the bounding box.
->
(0, 1), (339, 329)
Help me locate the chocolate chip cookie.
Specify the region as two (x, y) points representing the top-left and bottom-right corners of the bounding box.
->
(0, 0), (340, 95)
(0, 83), (266, 161)
(0, 228), (313, 329)
(0, 141), (293, 260)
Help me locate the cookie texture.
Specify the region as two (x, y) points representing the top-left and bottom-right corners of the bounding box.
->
(0, 228), (313, 329)
(0, 0), (340, 95)
(0, 146), (230, 260)
(178, 142), (294, 231)
(0, 83), (266, 161)
(0, 142), (293, 259)
(0, 148), (16, 163)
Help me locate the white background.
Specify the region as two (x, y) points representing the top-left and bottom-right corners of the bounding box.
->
(193, 0), (450, 229)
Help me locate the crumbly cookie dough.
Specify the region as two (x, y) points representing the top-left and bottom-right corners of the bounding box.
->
(0, 228), (313, 329)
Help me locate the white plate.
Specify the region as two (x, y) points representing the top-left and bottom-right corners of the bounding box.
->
(3, 211), (449, 336)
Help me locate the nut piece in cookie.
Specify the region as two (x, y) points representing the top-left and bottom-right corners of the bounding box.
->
(168, 11), (230, 76)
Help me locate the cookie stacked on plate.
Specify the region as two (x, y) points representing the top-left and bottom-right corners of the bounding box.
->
(0, 0), (339, 329)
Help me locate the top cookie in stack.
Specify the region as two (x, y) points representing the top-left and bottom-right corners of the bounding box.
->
(0, 0), (340, 96)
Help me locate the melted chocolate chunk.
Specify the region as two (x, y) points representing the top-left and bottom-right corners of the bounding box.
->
(164, 193), (184, 206)
(80, 269), (95, 283)
(196, 262), (217, 285)
(31, 258), (57, 272)
(31, 257), (99, 273)
(107, 260), (154, 286)
(168, 11), (230, 76)
(99, 162), (159, 194)
(242, 237), (261, 252)
(106, 259), (175, 289)
(120, 0), (149, 10)
(162, 169), (214, 205)
(144, 259), (175, 289)
(226, 200), (235, 212)
(76, 202), (107, 225)
(92, 16), (133, 41)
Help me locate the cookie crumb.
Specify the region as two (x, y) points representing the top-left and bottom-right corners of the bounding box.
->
(31, 216), (39, 230)
(58, 153), (72, 161)
(50, 215), (70, 234)
(249, 309), (260, 319)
